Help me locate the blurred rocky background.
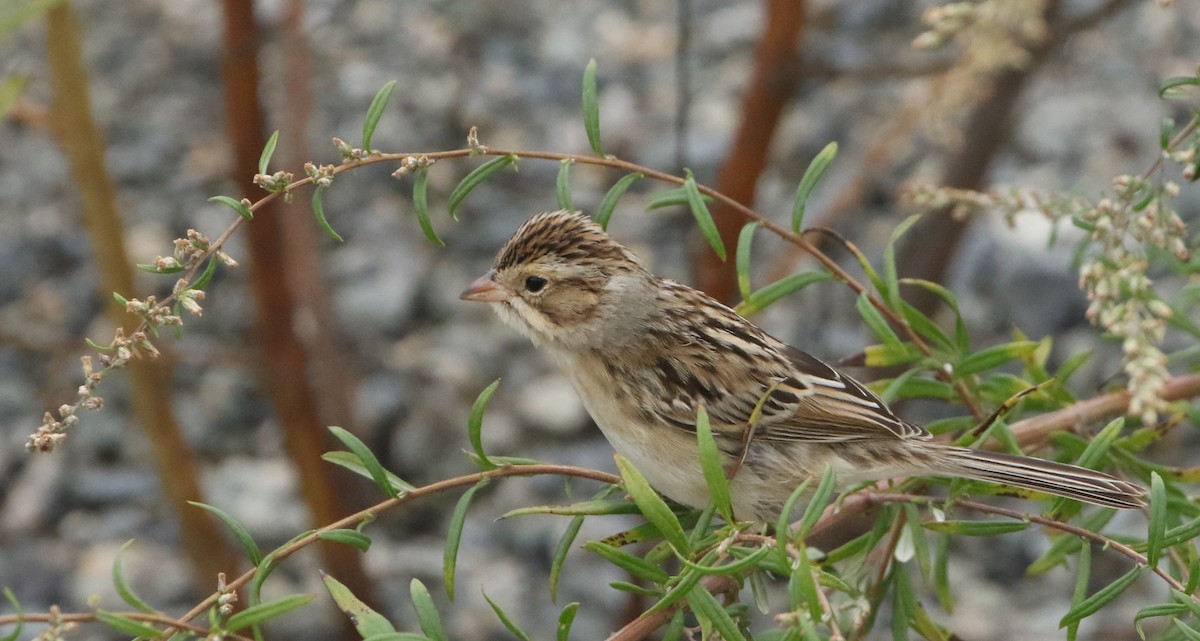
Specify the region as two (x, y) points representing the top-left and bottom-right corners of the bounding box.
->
(0, 0), (1197, 639)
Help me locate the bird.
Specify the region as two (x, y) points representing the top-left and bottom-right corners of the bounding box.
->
(460, 209), (1145, 521)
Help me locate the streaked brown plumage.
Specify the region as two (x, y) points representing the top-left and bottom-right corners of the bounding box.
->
(462, 210), (1144, 521)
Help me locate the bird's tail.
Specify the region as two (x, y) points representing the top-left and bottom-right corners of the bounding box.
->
(931, 445), (1145, 509)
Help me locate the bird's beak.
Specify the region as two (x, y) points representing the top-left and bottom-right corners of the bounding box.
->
(460, 269), (510, 302)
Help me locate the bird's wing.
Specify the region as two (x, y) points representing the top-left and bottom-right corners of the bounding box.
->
(644, 344), (929, 444)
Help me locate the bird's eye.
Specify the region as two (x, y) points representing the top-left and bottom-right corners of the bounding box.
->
(524, 275), (547, 293)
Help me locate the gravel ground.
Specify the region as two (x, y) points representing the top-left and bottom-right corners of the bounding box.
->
(0, 1), (1197, 639)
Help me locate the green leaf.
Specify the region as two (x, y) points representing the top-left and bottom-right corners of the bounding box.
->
(312, 186), (344, 242)
(678, 545), (774, 576)
(661, 610), (686, 641)
(112, 540), (158, 614)
(682, 169), (725, 260)
(934, 534), (953, 611)
(361, 635), (434, 641)
(362, 80), (397, 153)
(1133, 603), (1187, 640)
(321, 572), (394, 636)
(551, 516), (585, 602)
(328, 425), (399, 499)
(903, 504), (932, 580)
(955, 341), (1038, 376)
(502, 499), (639, 518)
(614, 454), (691, 555)
(922, 519), (1030, 536)
(209, 195), (254, 220)
(447, 154), (517, 220)
(583, 540), (670, 583)
(410, 579), (448, 641)
(898, 300), (954, 354)
(647, 564), (705, 614)
(610, 580), (660, 596)
(863, 342), (924, 368)
(645, 186), (714, 210)
(188, 501), (263, 566)
(688, 583), (747, 641)
(695, 405), (734, 522)
(790, 544), (821, 617)
(774, 477), (812, 563)
(322, 450), (414, 493)
(736, 222), (760, 301)
(900, 278), (968, 354)
(411, 168), (444, 246)
(226, 594), (315, 632)
(258, 130), (279, 175)
(556, 159), (574, 210)
(1059, 566), (1142, 628)
(1174, 620), (1200, 641)
(468, 379), (502, 470)
(482, 588), (533, 641)
(736, 271), (833, 316)
(444, 479), (488, 600)
(94, 610), (162, 638)
(1159, 75), (1200, 99)
(0, 587), (22, 641)
(189, 254), (220, 291)
(557, 602), (580, 641)
(318, 529), (372, 553)
(1147, 472), (1168, 566)
(792, 141), (838, 232)
(797, 465), (836, 538)
(856, 291), (903, 350)
(596, 172), (643, 230)
(136, 261), (185, 274)
(882, 214), (922, 309)
(581, 59), (604, 156)
(1162, 513), (1200, 548)
(1027, 509), (1114, 575)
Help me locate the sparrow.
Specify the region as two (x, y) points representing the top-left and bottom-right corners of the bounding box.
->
(461, 210), (1144, 521)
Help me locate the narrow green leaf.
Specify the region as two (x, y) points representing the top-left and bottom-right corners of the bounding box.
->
(647, 564), (704, 614)
(551, 516), (585, 602)
(447, 154), (517, 219)
(318, 529), (372, 553)
(900, 278), (968, 354)
(311, 187), (344, 242)
(482, 588), (532, 641)
(503, 499), (638, 519)
(209, 195), (253, 220)
(1059, 566), (1142, 628)
(882, 214), (922, 309)
(1162, 513), (1200, 548)
(328, 425), (399, 499)
(1066, 543), (1090, 641)
(856, 291), (903, 349)
(789, 546), (821, 617)
(322, 572), (394, 636)
(258, 130), (279, 175)
(892, 564), (915, 641)
(614, 454), (691, 555)
(112, 540), (158, 614)
(360, 634), (434, 641)
(934, 534), (953, 612)
(792, 141), (838, 232)
(735, 222), (761, 301)
(581, 59), (604, 156)
(557, 602), (580, 641)
(362, 80), (397, 152)
(582, 540), (670, 583)
(226, 594), (315, 632)
(468, 379), (502, 470)
(797, 465), (837, 538)
(609, 580), (660, 596)
(955, 341), (1038, 376)
(898, 300), (954, 354)
(556, 159), (574, 210)
(688, 583), (748, 641)
(596, 172), (643, 230)
(922, 520), (1030, 536)
(682, 169), (725, 260)
(1159, 75), (1200, 98)
(1027, 509), (1114, 575)
(189, 255), (220, 291)
(94, 610), (162, 638)
(322, 451), (414, 493)
(774, 478), (812, 563)
(645, 186), (714, 210)
(410, 579), (448, 641)
(411, 168), (444, 246)
(1174, 620), (1200, 641)
(1148, 472), (1168, 566)
(1, 587), (22, 641)
(903, 504), (932, 580)
(188, 501), (262, 566)
(249, 529), (312, 604)
(444, 480), (488, 600)
(696, 406), (734, 522)
(136, 262), (185, 274)
(661, 610), (686, 641)
(736, 271), (833, 316)
(862, 342), (923, 368)
(1134, 603), (1187, 640)
(679, 545), (774, 576)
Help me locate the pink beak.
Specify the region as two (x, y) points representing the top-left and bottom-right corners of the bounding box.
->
(460, 269), (511, 302)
